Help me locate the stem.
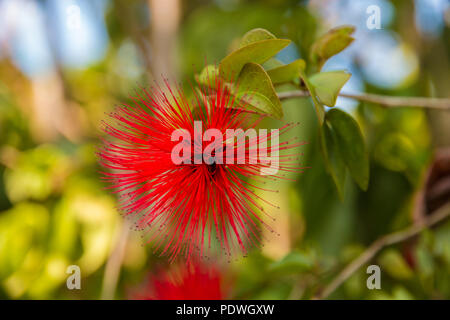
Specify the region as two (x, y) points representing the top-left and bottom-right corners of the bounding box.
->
(278, 90), (450, 110)
(314, 202), (450, 300)
(100, 220), (131, 300)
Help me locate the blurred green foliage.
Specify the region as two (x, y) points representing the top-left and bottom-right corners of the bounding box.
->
(0, 0), (449, 300)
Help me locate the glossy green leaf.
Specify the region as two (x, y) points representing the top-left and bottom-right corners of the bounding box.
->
(234, 62), (283, 119)
(298, 68), (325, 124)
(325, 108), (369, 190)
(262, 58), (284, 70)
(319, 123), (347, 198)
(266, 59), (306, 84)
(239, 28), (276, 48)
(219, 39), (291, 81)
(309, 71), (351, 107)
(311, 25), (355, 69)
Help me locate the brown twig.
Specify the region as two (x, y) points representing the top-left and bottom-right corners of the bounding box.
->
(314, 202), (450, 300)
(278, 90), (450, 110)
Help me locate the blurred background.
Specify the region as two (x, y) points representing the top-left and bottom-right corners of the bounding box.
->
(0, 0), (449, 299)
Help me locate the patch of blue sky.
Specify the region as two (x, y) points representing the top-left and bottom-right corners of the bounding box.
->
(276, 42), (301, 64)
(357, 30), (419, 89)
(5, 0), (54, 77)
(414, 0), (448, 36)
(45, 0), (109, 69)
(2, 0), (109, 78)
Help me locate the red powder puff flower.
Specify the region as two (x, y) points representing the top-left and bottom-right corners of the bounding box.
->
(98, 78), (304, 261)
(131, 262), (226, 300)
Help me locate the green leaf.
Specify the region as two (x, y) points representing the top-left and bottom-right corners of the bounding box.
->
(319, 123), (347, 198)
(219, 39), (291, 81)
(311, 25), (355, 69)
(268, 250), (316, 274)
(379, 249), (414, 280)
(298, 68), (325, 125)
(325, 109), (369, 190)
(239, 28), (276, 48)
(309, 71), (351, 107)
(195, 64), (219, 88)
(234, 62), (283, 119)
(266, 59), (306, 84)
(262, 58), (284, 70)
